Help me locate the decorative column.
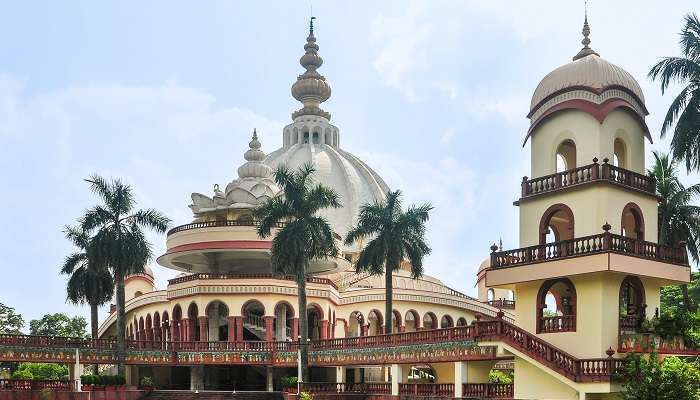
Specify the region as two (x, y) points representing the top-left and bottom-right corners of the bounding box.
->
(235, 316), (244, 341)
(227, 316), (237, 342)
(170, 322), (178, 342)
(398, 325), (405, 333)
(291, 318), (299, 341)
(320, 320), (329, 339)
(198, 316), (209, 342)
(360, 325), (368, 337)
(454, 361), (467, 398)
(390, 364), (403, 396)
(180, 319), (189, 342)
(264, 316), (275, 341)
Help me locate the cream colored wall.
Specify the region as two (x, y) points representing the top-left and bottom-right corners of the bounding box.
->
(125, 278), (155, 301)
(518, 184), (658, 247)
(530, 109), (646, 178)
(514, 358), (579, 400)
(477, 276), (513, 302)
(515, 272), (666, 359)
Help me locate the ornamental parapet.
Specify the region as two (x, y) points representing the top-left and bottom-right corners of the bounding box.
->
(519, 158), (657, 201)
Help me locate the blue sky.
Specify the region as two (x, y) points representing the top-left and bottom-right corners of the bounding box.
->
(0, 1), (696, 329)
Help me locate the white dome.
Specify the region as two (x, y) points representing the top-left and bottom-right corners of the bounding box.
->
(530, 54), (645, 113)
(265, 140), (389, 248)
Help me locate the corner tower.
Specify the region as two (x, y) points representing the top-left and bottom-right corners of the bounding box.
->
(483, 16), (690, 367)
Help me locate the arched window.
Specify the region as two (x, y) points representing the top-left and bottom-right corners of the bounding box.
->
(349, 311), (364, 337)
(303, 131), (309, 144)
(307, 304), (323, 340)
(440, 315), (454, 328)
(556, 140), (576, 172)
(134, 291), (143, 297)
(539, 204), (575, 244)
(404, 310), (419, 333)
(621, 203), (644, 240)
(368, 310), (383, 335)
(312, 132), (320, 144)
(487, 288), (495, 302)
(206, 301), (230, 342)
(619, 276), (646, 333)
(242, 300), (265, 341)
(274, 302), (295, 341)
(537, 278), (576, 333)
(456, 317), (468, 327)
(614, 138), (627, 168)
(423, 312), (437, 330)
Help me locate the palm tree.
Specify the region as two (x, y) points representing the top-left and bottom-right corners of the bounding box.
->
(345, 190), (432, 334)
(80, 175), (170, 375)
(648, 13), (700, 171)
(61, 225), (114, 341)
(253, 163), (340, 382)
(649, 151), (700, 311)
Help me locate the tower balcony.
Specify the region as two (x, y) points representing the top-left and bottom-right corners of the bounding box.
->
(518, 158), (657, 202)
(157, 219), (351, 275)
(485, 226), (690, 287)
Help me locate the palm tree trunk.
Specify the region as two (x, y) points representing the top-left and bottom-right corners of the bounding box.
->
(385, 270), (393, 334)
(115, 269), (126, 377)
(90, 302), (100, 374)
(297, 263), (309, 383)
(681, 284), (693, 312)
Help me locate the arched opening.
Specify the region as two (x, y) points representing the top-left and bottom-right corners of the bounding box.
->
(134, 291), (143, 297)
(187, 303), (200, 341)
(621, 203), (644, 240)
(456, 317), (468, 327)
(423, 312), (437, 330)
(274, 301), (295, 341)
(172, 305), (182, 341)
(145, 314), (153, 341)
(325, 131), (331, 145)
(161, 311), (169, 341)
(392, 310), (402, 332)
(349, 311), (364, 337)
(537, 278), (576, 333)
(555, 140), (576, 172)
(404, 310), (419, 333)
(242, 300), (265, 341)
(440, 315), (454, 328)
(507, 290), (515, 301)
(307, 304), (322, 340)
(303, 131), (309, 144)
(138, 317), (145, 341)
(206, 301), (229, 341)
(312, 132), (320, 144)
(487, 288), (495, 302)
(407, 365), (436, 383)
(539, 204), (575, 245)
(619, 276), (646, 333)
(614, 138), (627, 168)
(368, 310), (383, 335)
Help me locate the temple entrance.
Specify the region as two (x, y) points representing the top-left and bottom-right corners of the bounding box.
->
(203, 365), (266, 391)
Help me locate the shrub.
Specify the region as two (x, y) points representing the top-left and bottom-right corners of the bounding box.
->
(299, 392), (313, 400)
(488, 370), (513, 384)
(11, 369), (33, 380)
(115, 375), (126, 386)
(280, 376), (298, 389)
(620, 351), (700, 400)
(140, 376), (154, 387)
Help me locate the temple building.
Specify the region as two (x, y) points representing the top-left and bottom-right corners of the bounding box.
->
(12, 15), (688, 400)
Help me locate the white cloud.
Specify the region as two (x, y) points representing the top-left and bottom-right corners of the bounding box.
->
(440, 127), (457, 145)
(435, 81), (458, 100)
(370, 1), (432, 101)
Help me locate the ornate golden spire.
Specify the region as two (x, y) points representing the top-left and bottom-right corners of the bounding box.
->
(291, 17), (332, 120)
(572, 6), (599, 61)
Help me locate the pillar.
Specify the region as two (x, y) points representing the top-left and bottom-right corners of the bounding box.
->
(266, 366), (274, 392)
(360, 325), (368, 337)
(198, 316), (209, 342)
(398, 325), (405, 333)
(235, 316), (244, 341)
(190, 366), (204, 391)
(454, 361), (467, 398)
(264, 316), (275, 341)
(320, 321), (329, 339)
(291, 318), (299, 341)
(181, 318), (189, 341)
(335, 366), (346, 384)
(227, 316), (237, 341)
(390, 364), (403, 396)
(152, 327), (159, 342)
(170, 322), (178, 342)
(70, 349), (83, 392)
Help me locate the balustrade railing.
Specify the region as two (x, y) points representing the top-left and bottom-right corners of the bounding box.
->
(521, 159), (656, 199)
(167, 219), (285, 236)
(491, 230), (689, 268)
(167, 273), (337, 289)
(0, 379), (72, 391)
(538, 315), (576, 333)
(299, 382), (390, 394)
(486, 299), (516, 309)
(619, 314), (644, 332)
(398, 383), (454, 396)
(463, 383), (514, 398)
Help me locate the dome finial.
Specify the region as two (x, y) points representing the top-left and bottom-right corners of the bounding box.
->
(310, 16), (315, 35)
(573, 2), (599, 61)
(291, 17), (332, 120)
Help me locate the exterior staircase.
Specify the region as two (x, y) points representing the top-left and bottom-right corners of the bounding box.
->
(243, 313), (266, 341)
(147, 391), (282, 400)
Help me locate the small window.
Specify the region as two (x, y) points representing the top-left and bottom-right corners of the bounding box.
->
(303, 132), (309, 144)
(134, 291), (143, 297)
(555, 140), (576, 172)
(614, 138), (627, 168)
(312, 132), (320, 144)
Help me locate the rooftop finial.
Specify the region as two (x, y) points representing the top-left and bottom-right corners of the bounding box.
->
(291, 16), (332, 120)
(572, 1), (599, 61)
(310, 16), (315, 35)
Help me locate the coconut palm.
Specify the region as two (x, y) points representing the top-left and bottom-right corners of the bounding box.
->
(253, 163), (340, 382)
(80, 175), (170, 375)
(61, 225), (114, 341)
(649, 151), (700, 311)
(345, 190), (432, 334)
(648, 13), (700, 171)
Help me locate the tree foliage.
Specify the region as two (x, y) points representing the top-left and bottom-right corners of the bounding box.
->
(345, 190), (432, 333)
(29, 313), (88, 338)
(11, 363), (68, 380)
(0, 303), (24, 334)
(649, 13), (700, 171)
(253, 163), (340, 382)
(620, 351), (700, 400)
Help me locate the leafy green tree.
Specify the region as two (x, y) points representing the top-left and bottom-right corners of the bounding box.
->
(0, 303), (24, 334)
(61, 225), (115, 340)
(11, 363), (68, 380)
(648, 13), (700, 171)
(620, 351), (700, 400)
(345, 190), (432, 333)
(649, 151), (700, 311)
(29, 313), (88, 338)
(253, 164), (341, 382)
(80, 175), (170, 376)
